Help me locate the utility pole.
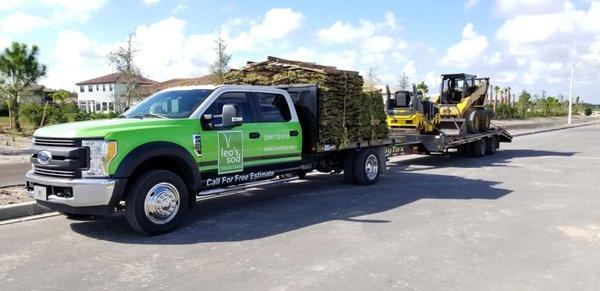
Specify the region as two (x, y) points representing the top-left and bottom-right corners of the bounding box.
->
(568, 63), (574, 125)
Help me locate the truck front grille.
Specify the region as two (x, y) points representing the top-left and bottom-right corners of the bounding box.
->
(33, 166), (81, 179)
(34, 137), (81, 147)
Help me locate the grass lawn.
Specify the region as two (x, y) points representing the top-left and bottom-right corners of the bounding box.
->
(0, 116), (35, 134)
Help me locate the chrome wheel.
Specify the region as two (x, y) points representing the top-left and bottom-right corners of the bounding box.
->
(365, 154), (379, 180)
(144, 182), (180, 225)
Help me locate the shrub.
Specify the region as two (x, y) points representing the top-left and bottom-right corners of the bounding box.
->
(584, 107), (592, 116)
(19, 102), (45, 127)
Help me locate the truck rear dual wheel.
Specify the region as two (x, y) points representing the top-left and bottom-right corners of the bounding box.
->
(353, 149), (381, 185)
(343, 151), (357, 184)
(126, 170), (189, 235)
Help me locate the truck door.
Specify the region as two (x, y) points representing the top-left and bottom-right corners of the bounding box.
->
(253, 92), (302, 167)
(200, 92), (262, 176)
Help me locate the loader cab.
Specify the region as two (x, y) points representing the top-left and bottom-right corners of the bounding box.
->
(440, 73), (476, 104)
(387, 90), (412, 114)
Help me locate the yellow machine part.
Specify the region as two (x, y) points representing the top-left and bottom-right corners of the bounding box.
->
(437, 79), (489, 118)
(387, 110), (438, 133)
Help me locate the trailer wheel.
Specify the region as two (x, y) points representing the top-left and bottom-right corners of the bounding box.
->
(472, 139), (486, 157)
(126, 170), (189, 235)
(485, 137), (496, 155)
(343, 151), (357, 184)
(353, 149), (380, 185)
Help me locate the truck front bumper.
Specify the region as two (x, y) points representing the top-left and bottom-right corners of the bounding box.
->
(26, 170), (122, 215)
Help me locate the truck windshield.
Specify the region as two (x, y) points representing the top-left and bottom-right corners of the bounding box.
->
(123, 89), (214, 119)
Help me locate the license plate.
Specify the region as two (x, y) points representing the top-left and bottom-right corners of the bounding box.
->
(33, 186), (47, 201)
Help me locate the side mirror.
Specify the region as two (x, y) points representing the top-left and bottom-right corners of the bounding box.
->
(122, 106), (129, 114)
(215, 103), (243, 128)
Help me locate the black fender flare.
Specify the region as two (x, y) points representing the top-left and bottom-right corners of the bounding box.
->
(111, 142), (201, 204)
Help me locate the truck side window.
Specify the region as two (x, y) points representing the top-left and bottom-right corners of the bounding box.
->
(255, 93), (291, 122)
(205, 92), (254, 124)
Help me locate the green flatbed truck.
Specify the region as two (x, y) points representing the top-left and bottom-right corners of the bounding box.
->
(26, 84), (511, 235)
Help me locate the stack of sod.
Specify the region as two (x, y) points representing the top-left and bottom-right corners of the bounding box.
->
(224, 56), (388, 148)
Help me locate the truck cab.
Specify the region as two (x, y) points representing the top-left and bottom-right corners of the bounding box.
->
(27, 85), (304, 234)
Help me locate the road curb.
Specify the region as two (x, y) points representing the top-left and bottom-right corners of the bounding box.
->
(512, 121), (600, 137)
(0, 149), (30, 155)
(0, 201), (53, 221)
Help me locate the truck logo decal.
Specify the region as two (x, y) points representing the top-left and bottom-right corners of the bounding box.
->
(217, 131), (243, 174)
(37, 151), (52, 165)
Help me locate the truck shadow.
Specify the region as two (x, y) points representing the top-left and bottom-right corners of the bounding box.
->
(69, 149), (573, 244)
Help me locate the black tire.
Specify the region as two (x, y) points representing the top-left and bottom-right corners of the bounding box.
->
(481, 110), (491, 131)
(465, 109), (480, 134)
(484, 137), (496, 155)
(353, 149), (381, 185)
(297, 170), (308, 179)
(343, 151), (357, 184)
(126, 170), (189, 235)
(472, 139), (486, 157)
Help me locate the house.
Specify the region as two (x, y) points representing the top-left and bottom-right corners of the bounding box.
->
(75, 73), (157, 113)
(135, 75), (213, 98)
(20, 85), (56, 104)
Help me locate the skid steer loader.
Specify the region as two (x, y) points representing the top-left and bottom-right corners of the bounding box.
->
(386, 85), (439, 133)
(435, 73), (493, 134)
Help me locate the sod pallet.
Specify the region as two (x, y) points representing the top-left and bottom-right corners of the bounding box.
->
(225, 56), (388, 149)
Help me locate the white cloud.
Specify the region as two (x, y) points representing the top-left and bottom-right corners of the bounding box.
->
(283, 47), (357, 70)
(425, 71), (440, 93)
(45, 30), (112, 90)
(493, 2), (600, 99)
(224, 8), (304, 52)
(442, 23), (489, 67)
(402, 60), (417, 79)
(41, 0), (107, 23)
(316, 12), (400, 45)
(132, 17), (214, 81)
(494, 0), (565, 16)
(0, 12), (47, 34)
(464, 0), (480, 11)
(363, 35), (394, 54)
(316, 20), (375, 44)
(172, 4), (187, 14)
(0, 0), (24, 10)
(143, 0), (160, 6)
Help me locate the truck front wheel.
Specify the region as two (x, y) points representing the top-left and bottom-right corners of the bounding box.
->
(353, 149), (380, 185)
(125, 170), (189, 235)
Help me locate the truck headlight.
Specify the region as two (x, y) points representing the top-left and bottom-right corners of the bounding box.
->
(82, 140), (117, 178)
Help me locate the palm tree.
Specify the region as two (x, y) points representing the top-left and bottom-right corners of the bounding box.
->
(416, 81), (429, 97)
(0, 42), (47, 131)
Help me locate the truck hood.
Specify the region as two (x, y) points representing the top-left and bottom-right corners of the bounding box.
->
(33, 118), (179, 138)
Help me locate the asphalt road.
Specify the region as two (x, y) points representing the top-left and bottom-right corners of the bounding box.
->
(0, 162), (29, 187)
(1, 125), (600, 290)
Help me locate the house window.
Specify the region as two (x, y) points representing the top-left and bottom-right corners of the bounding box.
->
(109, 84), (113, 92)
(108, 102), (114, 112)
(102, 102), (108, 111)
(95, 103), (101, 111)
(102, 84), (106, 92)
(96, 84), (99, 91)
(88, 85), (93, 92)
(78, 101), (86, 110)
(79, 86), (84, 93)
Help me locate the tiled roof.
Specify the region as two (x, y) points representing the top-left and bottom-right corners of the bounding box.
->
(136, 75), (213, 96)
(76, 73), (158, 85)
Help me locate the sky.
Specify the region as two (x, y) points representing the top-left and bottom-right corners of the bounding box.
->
(1, 0), (599, 103)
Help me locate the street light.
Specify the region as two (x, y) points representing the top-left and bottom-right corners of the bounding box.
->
(568, 63), (574, 125)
